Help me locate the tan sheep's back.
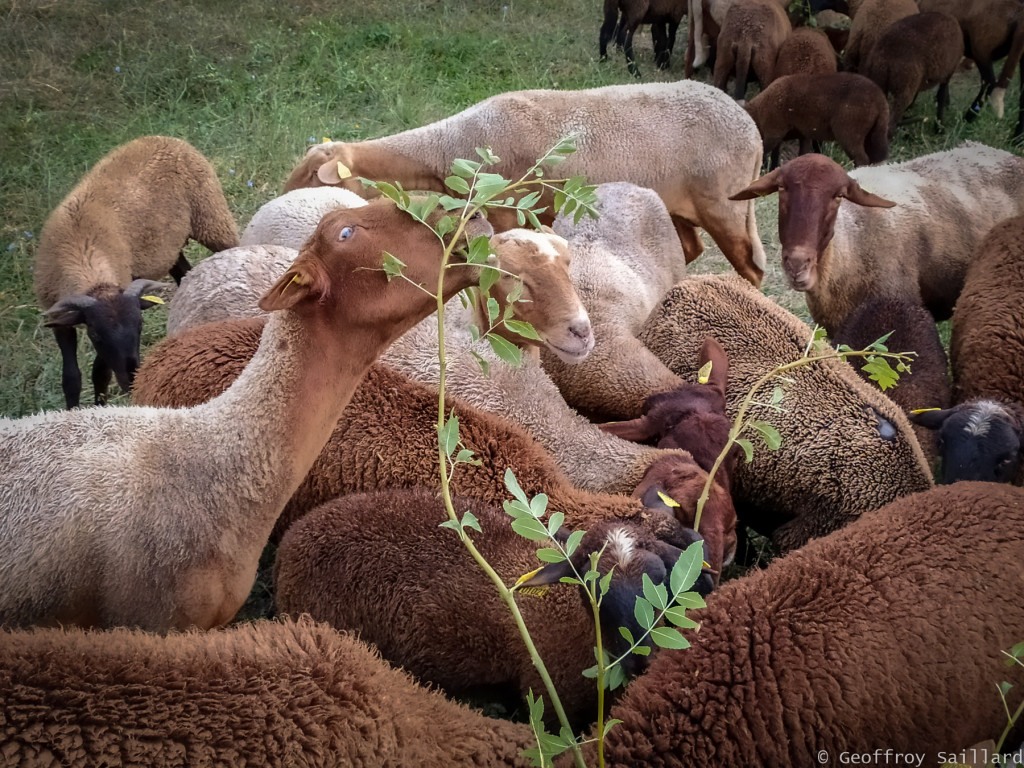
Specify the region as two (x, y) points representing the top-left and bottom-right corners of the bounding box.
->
(0, 617), (535, 766)
(637, 274), (933, 550)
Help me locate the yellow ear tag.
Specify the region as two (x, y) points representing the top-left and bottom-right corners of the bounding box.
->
(321, 136), (332, 143)
(518, 586), (550, 598)
(657, 490), (681, 508)
(703, 561), (712, 570)
(514, 566), (545, 589)
(336, 162), (353, 179)
(140, 295), (165, 305)
(697, 360), (713, 385)
(909, 407), (941, 415)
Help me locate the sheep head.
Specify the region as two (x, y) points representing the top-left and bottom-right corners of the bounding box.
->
(910, 400), (1024, 485)
(43, 279), (168, 399)
(481, 228), (595, 363)
(259, 198), (493, 340)
(729, 154), (896, 292)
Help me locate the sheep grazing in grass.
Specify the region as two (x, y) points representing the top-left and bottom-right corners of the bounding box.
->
(637, 275), (933, 552)
(239, 186), (366, 249)
(275, 488), (713, 728)
(912, 215), (1024, 485)
(166, 244), (297, 335)
(599, 0), (687, 76)
(542, 182), (687, 419)
(773, 26), (837, 78)
(744, 72), (890, 168)
(862, 12), (965, 137)
(712, 0), (792, 100)
(0, 198), (492, 632)
(0, 617), (536, 767)
(133, 316), (739, 577)
(833, 297), (951, 468)
(729, 145), (1024, 335)
(841, 0), (918, 73)
(282, 81), (768, 286)
(590, 482), (1024, 766)
(34, 135), (239, 408)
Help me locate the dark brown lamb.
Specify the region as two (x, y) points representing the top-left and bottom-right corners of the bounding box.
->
(773, 26), (837, 78)
(841, 0), (917, 73)
(712, 0), (792, 100)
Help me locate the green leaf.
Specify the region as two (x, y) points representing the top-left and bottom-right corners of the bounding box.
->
(406, 193), (440, 223)
(438, 413), (459, 457)
(669, 541), (705, 596)
(478, 265), (500, 294)
(467, 235), (493, 265)
(674, 591), (707, 610)
(735, 437), (755, 464)
(511, 516), (550, 541)
(504, 319), (542, 341)
(642, 572), (668, 611)
(650, 626), (691, 650)
(434, 215), (455, 237)
(525, 209), (544, 230)
(812, 325), (828, 343)
(565, 529), (585, 557)
(861, 356), (901, 391)
(536, 547), (566, 563)
(581, 664), (598, 679)
(598, 568), (614, 598)
(748, 419), (782, 451)
(438, 194), (468, 211)
(461, 511), (482, 533)
(618, 626), (635, 644)
(664, 606), (699, 629)
(503, 499), (532, 519)
(771, 386), (785, 405)
(546, 510), (564, 534)
(444, 175), (471, 195)
(470, 350), (490, 376)
(438, 519), (461, 533)
(631, 643), (651, 656)
(504, 467), (529, 505)
(476, 146), (500, 164)
(516, 191), (542, 209)
(506, 279), (523, 304)
(473, 172), (508, 200)
(370, 180), (409, 208)
(452, 158), (481, 178)
(868, 330), (893, 352)
(516, 208), (526, 226)
(381, 251), (407, 281)
(633, 596), (655, 631)
(486, 296), (500, 324)
(455, 448), (481, 466)
(468, 323), (481, 342)
(603, 719), (623, 738)
(487, 333), (523, 366)
(1009, 641), (1024, 661)
(530, 493), (549, 519)
(606, 662), (627, 691)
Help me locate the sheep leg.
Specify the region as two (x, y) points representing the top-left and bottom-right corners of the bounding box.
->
(599, 6), (619, 60)
(169, 252), (192, 285)
(1015, 78), (1024, 145)
(670, 215), (704, 264)
(965, 60), (996, 122)
(92, 356), (113, 406)
(54, 327), (82, 410)
(653, 23), (670, 69)
(624, 26), (641, 78)
(936, 79), (952, 128)
(798, 137), (813, 156)
(699, 210), (764, 287)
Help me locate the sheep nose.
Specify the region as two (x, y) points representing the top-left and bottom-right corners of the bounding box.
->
(569, 319), (592, 340)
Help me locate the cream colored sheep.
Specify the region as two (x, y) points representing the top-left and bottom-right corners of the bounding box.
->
(34, 135), (239, 408)
(239, 186), (366, 249)
(0, 199), (491, 631)
(283, 80), (768, 286)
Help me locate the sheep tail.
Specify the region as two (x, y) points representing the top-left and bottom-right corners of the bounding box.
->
(865, 110), (890, 165)
(733, 44), (752, 101)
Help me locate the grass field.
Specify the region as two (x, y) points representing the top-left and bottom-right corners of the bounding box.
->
(1, 0), (1021, 418)
(3, 2), (1024, 733)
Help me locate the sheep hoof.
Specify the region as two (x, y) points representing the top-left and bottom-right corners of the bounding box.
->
(964, 103), (982, 123)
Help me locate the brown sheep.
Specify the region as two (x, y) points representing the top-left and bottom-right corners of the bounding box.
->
(131, 318), (739, 578)
(841, 0), (918, 73)
(744, 72), (890, 168)
(862, 11), (965, 137)
(0, 617), (536, 767)
(833, 297), (952, 469)
(712, 0), (792, 100)
(599, 0), (687, 76)
(914, 215), (1024, 485)
(773, 26), (837, 79)
(34, 135), (239, 408)
(275, 488), (712, 729)
(0, 199), (493, 632)
(589, 482), (1024, 765)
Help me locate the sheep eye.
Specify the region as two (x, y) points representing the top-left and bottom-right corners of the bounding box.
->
(338, 226), (354, 241)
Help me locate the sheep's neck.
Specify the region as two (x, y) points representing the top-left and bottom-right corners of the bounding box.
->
(359, 138), (448, 193)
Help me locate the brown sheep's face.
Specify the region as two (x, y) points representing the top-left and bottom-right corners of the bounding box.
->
(282, 142), (377, 199)
(729, 154), (896, 292)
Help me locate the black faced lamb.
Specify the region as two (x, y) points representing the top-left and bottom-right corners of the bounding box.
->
(832, 296), (951, 469)
(33, 135), (239, 408)
(283, 80), (768, 286)
(275, 487), (713, 729)
(599, 0), (687, 76)
(744, 72), (889, 168)
(0, 617), (536, 767)
(712, 0), (792, 100)
(912, 215), (1024, 485)
(862, 11), (965, 137)
(0, 199), (492, 632)
(637, 274), (933, 552)
(729, 146), (1024, 335)
(841, 0), (917, 73)
(588, 482), (1024, 766)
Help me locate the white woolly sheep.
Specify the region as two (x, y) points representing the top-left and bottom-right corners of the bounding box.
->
(542, 182), (688, 419)
(841, 0), (917, 73)
(239, 186), (367, 249)
(592, 482), (1024, 765)
(862, 11), (965, 137)
(729, 144), (1024, 335)
(712, 0), (792, 100)
(275, 487), (713, 729)
(34, 135), (239, 408)
(912, 215), (1024, 485)
(282, 80), (768, 286)
(636, 274), (934, 552)
(0, 617), (536, 767)
(0, 199), (492, 631)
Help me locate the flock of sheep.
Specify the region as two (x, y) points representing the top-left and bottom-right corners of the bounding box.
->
(2, 1), (1024, 764)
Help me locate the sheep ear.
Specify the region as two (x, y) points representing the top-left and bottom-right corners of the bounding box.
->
(517, 560), (576, 588)
(728, 168), (783, 200)
(601, 416), (661, 443)
(43, 295), (98, 327)
(259, 258), (331, 311)
(843, 180), (896, 209)
(908, 407), (955, 430)
(698, 336), (729, 396)
(316, 157), (352, 186)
